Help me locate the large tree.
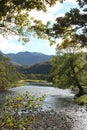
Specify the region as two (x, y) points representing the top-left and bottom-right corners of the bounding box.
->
(0, 56), (21, 90)
(51, 48), (87, 96)
(48, 0), (87, 96)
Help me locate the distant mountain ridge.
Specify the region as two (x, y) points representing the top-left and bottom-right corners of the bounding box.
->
(0, 51), (52, 75)
(7, 51), (53, 65)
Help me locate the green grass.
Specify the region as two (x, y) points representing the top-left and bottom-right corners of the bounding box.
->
(75, 85), (87, 107)
(25, 79), (47, 83)
(76, 94), (87, 106)
(12, 79), (49, 87)
(12, 80), (27, 87)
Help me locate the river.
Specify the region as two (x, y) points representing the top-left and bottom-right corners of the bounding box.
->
(0, 85), (87, 129)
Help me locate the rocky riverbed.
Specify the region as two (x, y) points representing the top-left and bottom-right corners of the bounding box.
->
(29, 108), (87, 130)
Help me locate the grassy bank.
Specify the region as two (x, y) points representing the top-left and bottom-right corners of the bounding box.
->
(75, 86), (87, 107)
(76, 94), (87, 107)
(12, 80), (27, 87)
(12, 79), (52, 87)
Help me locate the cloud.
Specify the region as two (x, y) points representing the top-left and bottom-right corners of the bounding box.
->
(47, 2), (62, 15)
(55, 13), (65, 19)
(0, 35), (24, 53)
(29, 0), (77, 23)
(30, 2), (62, 23)
(30, 10), (55, 23)
(65, 0), (77, 4)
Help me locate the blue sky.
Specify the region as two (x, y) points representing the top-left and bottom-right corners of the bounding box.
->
(0, 0), (77, 55)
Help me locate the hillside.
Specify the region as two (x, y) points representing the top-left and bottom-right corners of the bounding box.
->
(16, 61), (52, 75)
(7, 51), (53, 65)
(0, 53), (21, 90)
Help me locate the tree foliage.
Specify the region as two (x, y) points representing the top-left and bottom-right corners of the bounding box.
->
(46, 0), (87, 47)
(0, 91), (45, 130)
(0, 0), (86, 45)
(0, 0), (64, 43)
(0, 56), (21, 90)
(51, 50), (87, 95)
(49, 0), (87, 96)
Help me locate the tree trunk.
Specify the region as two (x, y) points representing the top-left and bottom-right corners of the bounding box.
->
(70, 60), (84, 97)
(75, 81), (84, 97)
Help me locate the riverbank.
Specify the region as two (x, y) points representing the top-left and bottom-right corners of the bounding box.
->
(0, 85), (87, 130)
(76, 94), (87, 107)
(28, 109), (87, 130)
(12, 80), (87, 108)
(75, 86), (87, 107)
(12, 79), (53, 88)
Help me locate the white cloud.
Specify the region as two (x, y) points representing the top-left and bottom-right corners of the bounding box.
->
(65, 0), (77, 4)
(47, 2), (62, 14)
(0, 35), (56, 55)
(0, 35), (24, 53)
(30, 10), (54, 23)
(30, 2), (62, 23)
(29, 0), (77, 23)
(55, 13), (65, 19)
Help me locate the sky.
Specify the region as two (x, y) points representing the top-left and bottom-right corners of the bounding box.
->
(0, 0), (77, 55)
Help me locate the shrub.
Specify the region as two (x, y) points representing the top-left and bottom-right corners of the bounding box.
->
(0, 91), (45, 130)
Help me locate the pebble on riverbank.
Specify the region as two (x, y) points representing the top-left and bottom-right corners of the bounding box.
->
(28, 110), (75, 130)
(26, 109), (87, 130)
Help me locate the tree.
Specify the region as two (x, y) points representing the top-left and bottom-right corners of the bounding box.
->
(0, 0), (64, 43)
(45, 0), (87, 96)
(0, 56), (21, 90)
(51, 47), (87, 96)
(46, 0), (87, 47)
(0, 92), (45, 130)
(0, 0), (86, 44)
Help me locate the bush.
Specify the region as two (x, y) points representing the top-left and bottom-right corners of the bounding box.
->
(0, 92), (45, 130)
(76, 94), (87, 106)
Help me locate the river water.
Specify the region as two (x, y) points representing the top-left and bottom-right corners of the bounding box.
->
(0, 85), (87, 129)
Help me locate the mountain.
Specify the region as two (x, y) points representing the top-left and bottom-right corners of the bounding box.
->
(16, 61), (52, 75)
(0, 51), (7, 57)
(7, 51), (53, 65)
(0, 51), (11, 61)
(0, 51), (3, 55)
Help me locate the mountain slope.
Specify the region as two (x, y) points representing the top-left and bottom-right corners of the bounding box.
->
(16, 61), (52, 75)
(7, 51), (53, 65)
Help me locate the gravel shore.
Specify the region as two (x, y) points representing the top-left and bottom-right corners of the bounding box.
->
(29, 109), (87, 130)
